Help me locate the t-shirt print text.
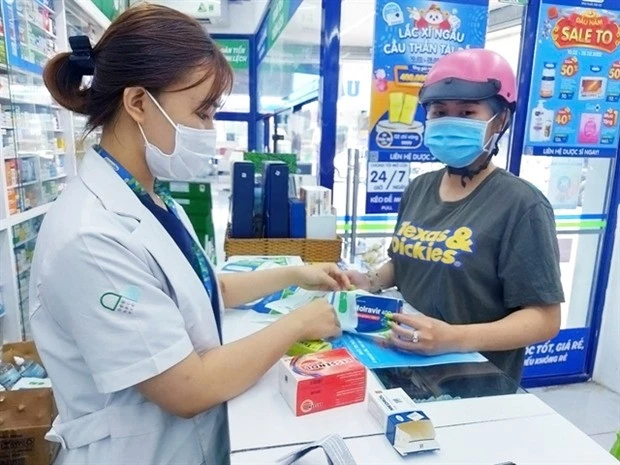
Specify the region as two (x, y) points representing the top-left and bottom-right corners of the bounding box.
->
(391, 221), (474, 267)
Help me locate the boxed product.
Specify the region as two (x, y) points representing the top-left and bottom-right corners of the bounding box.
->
(279, 348), (366, 416)
(0, 341), (58, 465)
(330, 290), (403, 339)
(300, 186), (332, 217)
(368, 388), (440, 456)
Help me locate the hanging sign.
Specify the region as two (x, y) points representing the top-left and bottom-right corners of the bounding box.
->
(524, 0), (620, 158)
(366, 0), (489, 214)
(215, 39), (250, 71)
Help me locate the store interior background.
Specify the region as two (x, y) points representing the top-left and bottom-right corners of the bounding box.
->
(206, 0), (620, 448)
(0, 0), (617, 451)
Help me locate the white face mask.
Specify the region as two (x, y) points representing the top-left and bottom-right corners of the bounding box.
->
(139, 91), (216, 180)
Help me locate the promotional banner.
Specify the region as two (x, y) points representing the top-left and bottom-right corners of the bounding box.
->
(366, 0), (489, 214)
(524, 0), (620, 158)
(523, 327), (589, 378)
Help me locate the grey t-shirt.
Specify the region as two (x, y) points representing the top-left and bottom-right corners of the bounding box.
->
(389, 168), (565, 382)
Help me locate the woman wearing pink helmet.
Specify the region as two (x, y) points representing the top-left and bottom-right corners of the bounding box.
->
(348, 49), (564, 382)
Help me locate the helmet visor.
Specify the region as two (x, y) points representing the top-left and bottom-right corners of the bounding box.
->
(420, 78), (502, 105)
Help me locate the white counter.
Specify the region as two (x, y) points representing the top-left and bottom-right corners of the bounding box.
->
(223, 309), (615, 463)
(231, 413), (616, 464)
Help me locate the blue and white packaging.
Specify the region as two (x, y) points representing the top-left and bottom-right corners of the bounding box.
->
(329, 291), (403, 338)
(368, 388), (440, 456)
(262, 161), (289, 238)
(230, 161), (255, 238)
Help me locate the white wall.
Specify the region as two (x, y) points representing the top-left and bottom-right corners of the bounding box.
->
(593, 205), (620, 395)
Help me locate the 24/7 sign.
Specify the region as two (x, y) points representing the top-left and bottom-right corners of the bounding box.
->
(365, 162), (410, 213)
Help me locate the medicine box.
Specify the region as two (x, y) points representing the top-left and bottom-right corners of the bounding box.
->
(368, 388), (440, 456)
(300, 186), (332, 217)
(279, 348), (366, 416)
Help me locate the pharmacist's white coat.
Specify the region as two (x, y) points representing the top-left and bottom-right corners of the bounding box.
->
(28, 149), (229, 465)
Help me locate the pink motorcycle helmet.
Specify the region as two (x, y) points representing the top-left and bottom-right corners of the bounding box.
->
(419, 49), (517, 110)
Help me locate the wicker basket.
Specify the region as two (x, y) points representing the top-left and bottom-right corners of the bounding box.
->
(225, 229), (342, 263)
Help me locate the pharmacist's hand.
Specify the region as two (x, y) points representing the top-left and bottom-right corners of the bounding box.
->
(294, 264), (351, 292)
(388, 313), (460, 356)
(288, 299), (342, 341)
(344, 270), (371, 291)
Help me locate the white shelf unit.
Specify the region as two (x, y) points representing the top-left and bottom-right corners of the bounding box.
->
(0, 0), (107, 343)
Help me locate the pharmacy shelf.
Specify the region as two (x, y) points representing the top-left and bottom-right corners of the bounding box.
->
(8, 203), (51, 227)
(13, 234), (37, 248)
(41, 173), (67, 182)
(35, 0), (55, 15)
(7, 180), (38, 189)
(0, 0), (105, 343)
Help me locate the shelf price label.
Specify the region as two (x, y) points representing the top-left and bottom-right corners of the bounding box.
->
(555, 108), (572, 126)
(366, 162), (410, 193)
(560, 57), (579, 77)
(603, 109), (618, 127)
(609, 61), (620, 81)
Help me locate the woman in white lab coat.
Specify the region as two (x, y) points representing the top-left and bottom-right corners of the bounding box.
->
(29, 5), (345, 464)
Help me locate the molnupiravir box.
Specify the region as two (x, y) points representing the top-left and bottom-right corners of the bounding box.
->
(279, 348), (366, 416)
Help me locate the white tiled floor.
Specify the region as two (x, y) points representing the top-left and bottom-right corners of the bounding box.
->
(211, 184), (620, 454)
(531, 382), (620, 451)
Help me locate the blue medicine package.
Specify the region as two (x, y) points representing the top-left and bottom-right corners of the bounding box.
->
(329, 291), (403, 338)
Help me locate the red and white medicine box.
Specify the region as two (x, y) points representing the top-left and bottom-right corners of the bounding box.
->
(278, 348), (367, 416)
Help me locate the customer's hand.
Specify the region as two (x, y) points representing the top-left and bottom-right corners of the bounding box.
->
(294, 263), (351, 292)
(344, 270), (371, 291)
(388, 313), (460, 356)
(287, 298), (342, 341)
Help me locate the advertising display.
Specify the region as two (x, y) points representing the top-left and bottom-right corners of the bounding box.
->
(215, 38), (250, 70)
(366, 0), (489, 214)
(523, 327), (589, 378)
(524, 0), (620, 158)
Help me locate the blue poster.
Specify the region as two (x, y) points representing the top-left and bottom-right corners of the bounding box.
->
(366, 0), (489, 214)
(523, 327), (589, 378)
(333, 333), (486, 370)
(524, 0), (620, 158)
(368, 0), (489, 164)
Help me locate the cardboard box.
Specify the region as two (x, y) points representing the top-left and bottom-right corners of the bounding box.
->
(0, 342), (58, 465)
(368, 388), (440, 456)
(300, 186), (332, 217)
(279, 348), (366, 416)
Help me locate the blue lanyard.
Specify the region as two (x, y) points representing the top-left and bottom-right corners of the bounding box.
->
(94, 146), (220, 329)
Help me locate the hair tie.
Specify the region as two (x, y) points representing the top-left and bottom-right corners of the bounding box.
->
(69, 35), (95, 76)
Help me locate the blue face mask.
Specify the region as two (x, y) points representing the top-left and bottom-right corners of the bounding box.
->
(424, 116), (496, 168)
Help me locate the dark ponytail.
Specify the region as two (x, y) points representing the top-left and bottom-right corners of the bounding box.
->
(43, 4), (233, 131)
(43, 52), (90, 115)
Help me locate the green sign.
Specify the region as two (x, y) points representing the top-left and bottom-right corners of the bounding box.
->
(498, 0), (527, 5)
(215, 39), (250, 71)
(92, 0), (127, 20)
(268, 0), (290, 48)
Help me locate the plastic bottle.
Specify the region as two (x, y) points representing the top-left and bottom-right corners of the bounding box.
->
(540, 62), (556, 98)
(530, 101), (547, 142)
